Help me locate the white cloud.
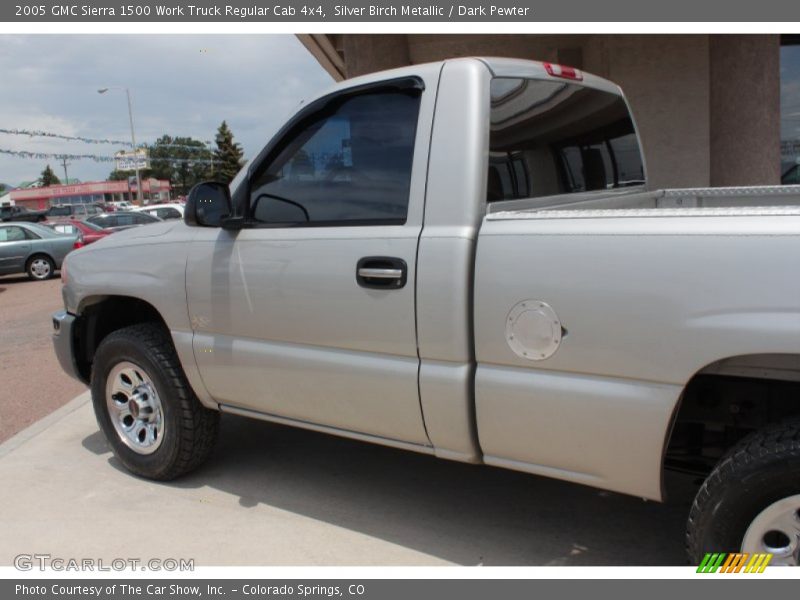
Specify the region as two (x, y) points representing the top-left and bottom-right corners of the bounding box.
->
(0, 34), (331, 186)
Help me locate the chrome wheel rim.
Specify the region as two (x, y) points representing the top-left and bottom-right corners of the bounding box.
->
(742, 494), (800, 565)
(30, 258), (51, 279)
(105, 361), (164, 455)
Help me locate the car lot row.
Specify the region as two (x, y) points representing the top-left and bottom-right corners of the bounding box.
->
(0, 202), (184, 280)
(1, 200), (184, 224)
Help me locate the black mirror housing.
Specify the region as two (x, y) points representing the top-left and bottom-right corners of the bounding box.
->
(184, 181), (232, 227)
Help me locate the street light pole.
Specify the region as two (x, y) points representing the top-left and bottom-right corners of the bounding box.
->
(98, 86), (143, 205)
(124, 88), (143, 206)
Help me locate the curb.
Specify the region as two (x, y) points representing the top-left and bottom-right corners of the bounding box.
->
(0, 391), (91, 458)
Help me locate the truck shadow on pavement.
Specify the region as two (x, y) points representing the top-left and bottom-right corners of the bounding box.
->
(82, 414), (697, 566)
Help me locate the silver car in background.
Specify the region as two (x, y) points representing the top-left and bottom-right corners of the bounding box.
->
(0, 221), (78, 280)
(132, 203), (184, 221)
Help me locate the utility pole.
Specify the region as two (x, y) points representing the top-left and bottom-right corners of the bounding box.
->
(59, 156), (70, 184)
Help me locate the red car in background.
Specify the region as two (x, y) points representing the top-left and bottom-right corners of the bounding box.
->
(47, 220), (112, 246)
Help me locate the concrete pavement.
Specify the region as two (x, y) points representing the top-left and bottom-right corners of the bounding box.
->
(0, 393), (696, 566)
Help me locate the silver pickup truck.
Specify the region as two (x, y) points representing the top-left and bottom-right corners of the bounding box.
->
(53, 58), (800, 565)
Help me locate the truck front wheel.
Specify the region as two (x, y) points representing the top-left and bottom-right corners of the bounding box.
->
(686, 420), (800, 566)
(90, 323), (219, 480)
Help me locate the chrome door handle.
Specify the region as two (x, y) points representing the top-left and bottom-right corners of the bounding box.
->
(356, 257), (407, 289)
(357, 268), (403, 279)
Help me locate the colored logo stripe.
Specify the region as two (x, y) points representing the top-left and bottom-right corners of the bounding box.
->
(697, 553), (773, 573)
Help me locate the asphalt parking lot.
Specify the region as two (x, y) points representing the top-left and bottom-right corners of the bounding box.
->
(0, 274), (86, 443)
(0, 271), (699, 566)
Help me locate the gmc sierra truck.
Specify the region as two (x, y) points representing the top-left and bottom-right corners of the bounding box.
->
(52, 58), (800, 564)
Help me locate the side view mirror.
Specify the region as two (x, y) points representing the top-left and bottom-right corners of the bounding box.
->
(184, 181), (232, 227)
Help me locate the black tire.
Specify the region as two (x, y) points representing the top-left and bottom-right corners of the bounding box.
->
(686, 419), (800, 563)
(26, 254), (55, 280)
(91, 322), (219, 480)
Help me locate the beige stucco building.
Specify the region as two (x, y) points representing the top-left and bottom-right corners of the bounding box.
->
(298, 34), (784, 190)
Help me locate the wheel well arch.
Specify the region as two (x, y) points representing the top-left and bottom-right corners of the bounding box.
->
(73, 295), (169, 381)
(663, 353), (800, 478)
(25, 252), (55, 267)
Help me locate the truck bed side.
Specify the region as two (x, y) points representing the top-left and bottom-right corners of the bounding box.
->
(473, 210), (800, 499)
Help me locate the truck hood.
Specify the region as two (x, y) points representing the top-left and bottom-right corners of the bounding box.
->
(81, 220), (192, 251)
(108, 220), (180, 239)
(62, 220), (198, 315)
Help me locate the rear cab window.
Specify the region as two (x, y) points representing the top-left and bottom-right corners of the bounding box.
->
(487, 77), (645, 202)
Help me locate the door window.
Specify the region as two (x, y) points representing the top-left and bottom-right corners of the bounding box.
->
(249, 90), (421, 226)
(0, 226), (26, 242)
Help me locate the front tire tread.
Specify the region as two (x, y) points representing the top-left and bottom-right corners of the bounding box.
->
(91, 322), (219, 480)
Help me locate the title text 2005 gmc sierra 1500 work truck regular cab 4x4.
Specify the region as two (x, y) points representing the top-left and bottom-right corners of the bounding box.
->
(53, 58), (800, 564)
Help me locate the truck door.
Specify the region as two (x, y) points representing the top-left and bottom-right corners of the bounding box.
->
(187, 70), (440, 447)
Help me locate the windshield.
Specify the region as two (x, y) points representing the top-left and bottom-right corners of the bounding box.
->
(488, 77), (645, 202)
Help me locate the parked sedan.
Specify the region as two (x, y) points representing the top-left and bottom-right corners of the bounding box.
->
(86, 211), (161, 230)
(132, 203), (184, 220)
(47, 220), (112, 245)
(0, 221), (78, 280)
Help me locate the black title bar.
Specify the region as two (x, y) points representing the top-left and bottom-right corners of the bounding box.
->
(4, 0), (800, 22)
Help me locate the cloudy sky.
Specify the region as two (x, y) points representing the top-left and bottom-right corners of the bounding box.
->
(0, 35), (332, 187)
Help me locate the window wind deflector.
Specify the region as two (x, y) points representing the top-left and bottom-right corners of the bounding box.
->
(290, 76), (425, 127)
(246, 76), (425, 182)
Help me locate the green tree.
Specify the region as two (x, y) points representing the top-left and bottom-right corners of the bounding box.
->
(212, 121), (244, 184)
(145, 135), (213, 196)
(40, 164), (61, 187)
(107, 169), (130, 181)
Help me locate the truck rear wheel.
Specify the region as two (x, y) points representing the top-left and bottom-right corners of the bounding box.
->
(686, 420), (800, 565)
(90, 323), (219, 480)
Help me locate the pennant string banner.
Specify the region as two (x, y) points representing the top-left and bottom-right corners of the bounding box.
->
(0, 127), (131, 146)
(0, 127), (213, 151)
(0, 148), (219, 165)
